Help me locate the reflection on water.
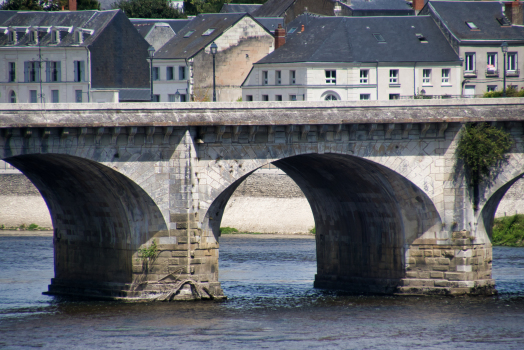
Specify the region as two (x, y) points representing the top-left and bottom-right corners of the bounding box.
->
(1, 234), (524, 349)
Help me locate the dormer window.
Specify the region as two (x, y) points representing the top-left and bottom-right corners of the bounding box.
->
(497, 17), (511, 27)
(29, 30), (37, 44)
(202, 28), (215, 36)
(51, 30), (60, 44)
(8, 31), (16, 44)
(466, 21), (479, 30)
(416, 33), (427, 43)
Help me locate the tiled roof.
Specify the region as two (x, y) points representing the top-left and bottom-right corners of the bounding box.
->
(256, 14), (460, 64)
(345, 0), (413, 11)
(251, 0), (295, 17)
(255, 17), (284, 34)
(130, 18), (192, 36)
(118, 88), (151, 101)
(220, 4), (262, 14)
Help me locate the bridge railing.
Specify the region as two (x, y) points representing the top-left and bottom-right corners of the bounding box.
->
(400, 94), (485, 100)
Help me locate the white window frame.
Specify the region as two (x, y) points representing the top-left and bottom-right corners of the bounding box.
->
(262, 71), (268, 85)
(507, 52), (518, 72)
(422, 69), (431, 85)
(389, 69), (398, 84)
(465, 53), (475, 72)
(360, 69), (369, 84)
(51, 90), (59, 103)
(360, 94), (370, 100)
(276, 70), (281, 85)
(152, 67), (160, 81)
(30, 90), (37, 103)
(178, 66), (186, 80)
(441, 69), (450, 84)
(166, 67), (174, 80)
(8, 62), (15, 82)
(487, 53), (497, 72)
(289, 94), (297, 101)
(325, 70), (336, 84)
(75, 90), (82, 103)
(10, 90), (16, 103)
(290, 70), (296, 85)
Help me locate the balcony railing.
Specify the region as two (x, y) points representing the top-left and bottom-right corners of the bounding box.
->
(506, 69), (520, 77)
(463, 70), (478, 77)
(485, 68), (499, 77)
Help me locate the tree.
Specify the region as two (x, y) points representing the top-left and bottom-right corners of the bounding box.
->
(183, 0), (268, 16)
(77, 0), (100, 10)
(113, 0), (186, 19)
(0, 0), (60, 11)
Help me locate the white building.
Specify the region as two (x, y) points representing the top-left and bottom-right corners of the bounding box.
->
(242, 15), (462, 101)
(0, 10), (151, 104)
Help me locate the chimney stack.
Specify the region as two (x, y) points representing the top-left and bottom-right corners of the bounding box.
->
(69, 0), (77, 11)
(504, 1), (523, 26)
(412, 0), (425, 12)
(275, 23), (286, 49)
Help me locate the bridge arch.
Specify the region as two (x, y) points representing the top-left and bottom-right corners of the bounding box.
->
(3, 153), (168, 295)
(203, 152), (441, 293)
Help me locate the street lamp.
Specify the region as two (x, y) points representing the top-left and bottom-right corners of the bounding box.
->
(174, 89), (180, 102)
(210, 42), (218, 102)
(148, 45), (155, 102)
(501, 41), (508, 97)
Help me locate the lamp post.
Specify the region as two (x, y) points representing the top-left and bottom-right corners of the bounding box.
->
(174, 89), (180, 102)
(148, 45), (155, 102)
(210, 42), (217, 102)
(501, 41), (508, 97)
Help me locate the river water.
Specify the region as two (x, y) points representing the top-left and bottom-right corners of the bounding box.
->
(1, 233), (524, 349)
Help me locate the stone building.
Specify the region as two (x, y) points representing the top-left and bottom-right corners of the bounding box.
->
(242, 14), (462, 101)
(0, 10), (151, 103)
(150, 13), (274, 102)
(420, 1), (524, 96)
(131, 18), (191, 51)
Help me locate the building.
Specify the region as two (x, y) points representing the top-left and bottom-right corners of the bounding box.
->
(131, 18), (192, 50)
(420, 1), (524, 95)
(242, 15), (462, 101)
(0, 10), (151, 104)
(150, 13), (274, 102)
(251, 0), (414, 24)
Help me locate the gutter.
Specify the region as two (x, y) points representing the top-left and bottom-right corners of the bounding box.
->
(85, 46), (91, 102)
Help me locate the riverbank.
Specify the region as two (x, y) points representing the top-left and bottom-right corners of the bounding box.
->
(0, 230), (53, 236)
(493, 214), (524, 247)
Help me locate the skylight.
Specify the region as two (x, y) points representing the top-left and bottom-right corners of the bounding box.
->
(184, 30), (195, 38)
(466, 21), (478, 30)
(373, 33), (385, 42)
(288, 27), (297, 34)
(497, 17), (511, 26)
(416, 33), (428, 43)
(202, 28), (215, 36)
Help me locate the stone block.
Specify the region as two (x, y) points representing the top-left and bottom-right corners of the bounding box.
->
(434, 280), (450, 287)
(406, 271), (418, 278)
(445, 272), (467, 281)
(410, 250), (423, 257)
(172, 251), (188, 257)
(424, 250), (433, 257)
(433, 265), (449, 271)
(438, 258), (450, 265)
(418, 272), (430, 279)
(403, 279), (434, 287)
(430, 271), (444, 279)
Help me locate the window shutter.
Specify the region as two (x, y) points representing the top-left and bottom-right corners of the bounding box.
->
(46, 62), (50, 82)
(74, 61), (78, 82)
(24, 62), (29, 83)
(57, 62), (61, 82)
(35, 63), (41, 83)
(80, 61), (85, 82)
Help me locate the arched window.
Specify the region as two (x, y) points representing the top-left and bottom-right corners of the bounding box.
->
(9, 91), (16, 104)
(324, 94), (338, 101)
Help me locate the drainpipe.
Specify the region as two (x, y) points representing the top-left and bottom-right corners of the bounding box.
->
(84, 46), (91, 102)
(413, 62), (417, 97)
(375, 61), (378, 100)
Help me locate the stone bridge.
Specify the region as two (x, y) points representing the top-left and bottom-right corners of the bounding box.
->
(1, 99), (524, 300)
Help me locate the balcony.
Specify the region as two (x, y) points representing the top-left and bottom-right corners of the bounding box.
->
(485, 68), (498, 77)
(506, 69), (520, 77)
(463, 70), (477, 78)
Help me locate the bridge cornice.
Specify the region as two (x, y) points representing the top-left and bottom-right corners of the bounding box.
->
(0, 98), (523, 128)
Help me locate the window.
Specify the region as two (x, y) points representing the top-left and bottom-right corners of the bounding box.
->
(276, 95), (282, 101)
(373, 33), (385, 42)
(29, 30), (37, 44)
(8, 31), (16, 43)
(24, 62), (40, 82)
(179, 66), (186, 80)
(325, 94), (337, 101)
(466, 21), (478, 30)
(51, 90), (59, 103)
(290, 94), (297, 101)
(325, 70), (336, 84)
(246, 95), (253, 101)
(46, 61), (61, 82)
(262, 71), (268, 85)
(74, 61), (85, 82)
(168, 94), (176, 102)
(202, 28), (215, 36)
(152, 67), (160, 81)
(166, 67), (174, 80)
(75, 31), (83, 44)
(360, 69), (369, 84)
(290, 70), (296, 84)
(153, 95), (160, 102)
(9, 91), (16, 103)
(487, 85), (497, 92)
(180, 94), (187, 102)
(8, 62), (15, 82)
(389, 69), (398, 84)
(288, 27), (297, 34)
(262, 95), (269, 101)
(276, 70), (281, 85)
(441, 69), (450, 84)
(184, 30), (195, 38)
(465, 53), (475, 72)
(487, 53), (497, 73)
(507, 53), (518, 72)
(30, 90), (37, 103)
(75, 90), (82, 103)
(51, 30), (59, 44)
(360, 94), (370, 100)
(422, 69), (431, 85)
(389, 94), (400, 100)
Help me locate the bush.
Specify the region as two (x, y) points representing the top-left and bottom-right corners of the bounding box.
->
(493, 214), (524, 246)
(220, 227), (239, 234)
(28, 223), (39, 230)
(483, 86), (524, 98)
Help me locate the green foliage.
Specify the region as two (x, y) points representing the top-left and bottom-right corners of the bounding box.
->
(483, 86), (524, 98)
(492, 214), (524, 247)
(114, 0), (186, 19)
(236, 97), (243, 102)
(28, 223), (39, 230)
(0, 0), (60, 11)
(137, 239), (158, 261)
(77, 0), (101, 10)
(184, 0), (267, 15)
(457, 123), (513, 185)
(309, 226), (316, 235)
(220, 227), (239, 234)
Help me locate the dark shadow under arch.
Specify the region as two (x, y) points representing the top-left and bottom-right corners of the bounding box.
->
(205, 153), (441, 293)
(4, 154), (167, 285)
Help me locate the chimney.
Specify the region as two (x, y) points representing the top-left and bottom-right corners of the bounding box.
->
(505, 1), (523, 25)
(275, 23), (286, 49)
(412, 0), (425, 12)
(300, 24), (305, 32)
(69, 0), (77, 11)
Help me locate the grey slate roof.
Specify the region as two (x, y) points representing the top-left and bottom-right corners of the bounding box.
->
(130, 18), (192, 36)
(345, 0), (412, 11)
(0, 10), (120, 47)
(425, 1), (524, 42)
(251, 0), (295, 17)
(153, 13), (253, 59)
(256, 14), (460, 64)
(255, 17), (284, 34)
(220, 4), (262, 14)
(118, 88), (151, 101)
